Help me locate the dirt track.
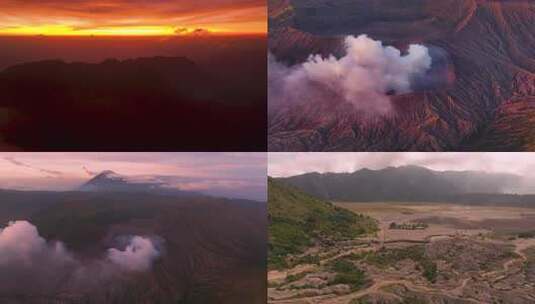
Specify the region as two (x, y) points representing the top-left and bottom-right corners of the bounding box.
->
(269, 203), (535, 303)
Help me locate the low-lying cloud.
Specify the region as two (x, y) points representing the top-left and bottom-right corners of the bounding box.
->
(0, 220), (70, 266)
(0, 220), (162, 296)
(269, 35), (432, 115)
(108, 236), (160, 272)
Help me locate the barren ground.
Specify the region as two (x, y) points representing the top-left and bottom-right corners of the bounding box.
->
(268, 202), (535, 303)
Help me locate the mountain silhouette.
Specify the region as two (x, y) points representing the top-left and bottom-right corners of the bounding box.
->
(276, 166), (521, 202)
(0, 55), (266, 151)
(80, 170), (156, 192)
(79, 170), (201, 198)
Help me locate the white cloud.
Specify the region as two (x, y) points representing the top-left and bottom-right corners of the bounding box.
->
(0, 220), (72, 267)
(108, 236), (160, 272)
(269, 35), (432, 114)
(0, 220), (162, 295)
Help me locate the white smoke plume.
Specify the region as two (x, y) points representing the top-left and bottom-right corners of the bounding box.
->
(108, 236), (160, 272)
(0, 220), (72, 266)
(269, 35), (432, 114)
(0, 221), (77, 294)
(0, 221), (162, 295)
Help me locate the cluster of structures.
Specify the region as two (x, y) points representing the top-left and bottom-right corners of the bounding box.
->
(389, 222), (428, 230)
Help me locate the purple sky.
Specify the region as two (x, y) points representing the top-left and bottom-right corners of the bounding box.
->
(0, 152), (266, 201)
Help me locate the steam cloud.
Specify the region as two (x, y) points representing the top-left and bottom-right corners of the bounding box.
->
(108, 236), (160, 272)
(269, 35), (432, 114)
(0, 220), (73, 268)
(0, 221), (162, 296)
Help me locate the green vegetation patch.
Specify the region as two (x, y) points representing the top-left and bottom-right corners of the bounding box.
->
(268, 178), (378, 270)
(328, 259), (368, 291)
(350, 246), (437, 283)
(292, 254), (321, 266)
(269, 219), (313, 268)
(522, 247), (535, 280)
(285, 271), (309, 284)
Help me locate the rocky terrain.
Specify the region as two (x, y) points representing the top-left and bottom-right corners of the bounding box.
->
(268, 179), (535, 303)
(269, 237), (535, 304)
(268, 0), (535, 151)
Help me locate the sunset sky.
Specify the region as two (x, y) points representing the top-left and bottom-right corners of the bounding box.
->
(0, 0), (266, 36)
(0, 153), (267, 201)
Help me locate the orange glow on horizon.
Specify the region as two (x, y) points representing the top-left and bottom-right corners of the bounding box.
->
(0, 24), (266, 37)
(0, 25), (175, 36)
(0, 1), (266, 37)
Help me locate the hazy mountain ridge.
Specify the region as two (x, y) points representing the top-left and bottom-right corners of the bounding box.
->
(276, 166), (526, 203)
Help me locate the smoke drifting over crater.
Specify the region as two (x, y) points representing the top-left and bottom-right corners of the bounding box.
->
(108, 236), (161, 272)
(0, 221), (162, 296)
(0, 220), (71, 267)
(269, 35), (433, 114)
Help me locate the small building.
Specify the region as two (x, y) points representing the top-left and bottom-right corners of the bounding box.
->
(389, 222), (428, 230)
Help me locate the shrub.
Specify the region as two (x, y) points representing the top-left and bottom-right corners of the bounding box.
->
(329, 259), (368, 291)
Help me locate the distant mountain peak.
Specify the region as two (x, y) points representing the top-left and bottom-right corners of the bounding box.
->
(394, 165), (434, 173)
(78, 170), (198, 197)
(93, 170), (124, 180)
(80, 170), (141, 192)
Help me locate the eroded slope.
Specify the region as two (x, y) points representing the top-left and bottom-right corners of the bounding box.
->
(269, 0), (535, 151)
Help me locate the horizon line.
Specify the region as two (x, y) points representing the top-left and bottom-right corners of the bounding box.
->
(0, 32), (267, 38)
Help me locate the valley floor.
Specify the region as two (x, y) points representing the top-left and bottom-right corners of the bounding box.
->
(268, 203), (535, 304)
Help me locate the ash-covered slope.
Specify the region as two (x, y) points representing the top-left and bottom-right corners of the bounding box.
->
(276, 166), (521, 202)
(268, 0), (535, 151)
